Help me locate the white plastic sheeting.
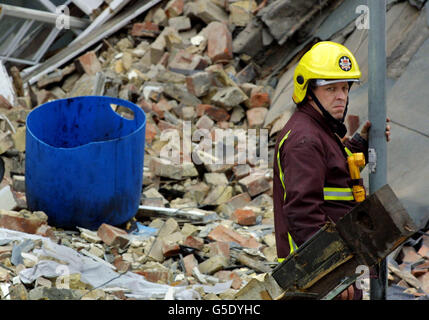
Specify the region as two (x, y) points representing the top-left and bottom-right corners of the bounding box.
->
(0, 228), (201, 300)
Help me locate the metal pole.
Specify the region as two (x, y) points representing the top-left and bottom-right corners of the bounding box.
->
(368, 0), (387, 300)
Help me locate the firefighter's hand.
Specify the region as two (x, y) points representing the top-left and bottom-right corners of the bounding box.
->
(359, 118), (391, 142)
(335, 285), (355, 300)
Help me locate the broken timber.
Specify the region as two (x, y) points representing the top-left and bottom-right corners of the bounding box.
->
(270, 184), (417, 300)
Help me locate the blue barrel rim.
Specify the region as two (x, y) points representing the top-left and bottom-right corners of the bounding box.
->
(26, 95), (147, 151)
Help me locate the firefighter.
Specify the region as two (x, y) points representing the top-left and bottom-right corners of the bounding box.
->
(273, 41), (391, 299)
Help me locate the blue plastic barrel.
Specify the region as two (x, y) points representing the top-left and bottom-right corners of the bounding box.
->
(25, 96), (146, 230)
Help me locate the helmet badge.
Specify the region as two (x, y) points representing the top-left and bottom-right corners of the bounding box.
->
(339, 56), (352, 71)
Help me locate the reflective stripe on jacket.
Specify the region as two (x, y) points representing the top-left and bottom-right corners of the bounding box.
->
(273, 102), (368, 259)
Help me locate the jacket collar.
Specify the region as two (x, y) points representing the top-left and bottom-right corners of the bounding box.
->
(298, 102), (335, 135)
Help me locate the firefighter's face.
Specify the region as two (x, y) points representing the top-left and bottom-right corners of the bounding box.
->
(310, 82), (349, 120)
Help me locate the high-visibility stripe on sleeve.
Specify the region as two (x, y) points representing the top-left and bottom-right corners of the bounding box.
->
(276, 130), (299, 258)
(323, 187), (354, 200)
(344, 147), (353, 157)
(288, 232), (298, 255)
(277, 129), (291, 201)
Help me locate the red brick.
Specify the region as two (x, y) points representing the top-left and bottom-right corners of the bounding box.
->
(0, 210), (47, 234)
(208, 241), (230, 259)
(77, 51), (102, 76)
(113, 256), (131, 273)
(208, 225), (260, 249)
(131, 22), (160, 38)
(238, 173), (271, 197)
(246, 107), (268, 128)
(196, 115), (214, 130)
(162, 242), (181, 257)
(206, 22), (233, 63)
(157, 120), (179, 131)
(158, 52), (170, 67)
(214, 270), (242, 289)
(232, 165), (251, 179)
(151, 103), (165, 119)
(413, 261), (429, 278)
(139, 270), (170, 284)
(183, 254), (198, 276)
(412, 269), (428, 278)
(169, 50), (209, 71)
(97, 223), (129, 248)
(145, 122), (159, 145)
(419, 272), (429, 295)
(418, 244), (429, 259)
(184, 236), (204, 250)
(249, 91), (270, 109)
(137, 98), (153, 114)
(231, 208), (256, 226)
(196, 104), (230, 122)
(165, 0), (184, 18)
(224, 192), (251, 209)
(402, 246), (421, 264)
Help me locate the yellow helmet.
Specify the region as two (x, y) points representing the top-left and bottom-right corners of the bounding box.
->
(292, 41), (361, 104)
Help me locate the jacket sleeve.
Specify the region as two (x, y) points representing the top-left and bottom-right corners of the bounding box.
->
(344, 133), (369, 161)
(280, 135), (328, 246)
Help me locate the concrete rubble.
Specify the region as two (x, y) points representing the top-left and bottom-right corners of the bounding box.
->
(0, 0), (428, 300)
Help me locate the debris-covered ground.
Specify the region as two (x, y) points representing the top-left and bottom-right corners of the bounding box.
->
(0, 0), (429, 300)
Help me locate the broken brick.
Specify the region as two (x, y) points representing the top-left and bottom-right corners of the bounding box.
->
(113, 256), (131, 273)
(208, 241), (230, 259)
(231, 208), (256, 226)
(208, 225), (260, 249)
(214, 270), (242, 289)
(186, 72), (212, 97)
(77, 51), (102, 76)
(183, 254), (198, 276)
(206, 21), (233, 63)
(248, 90), (270, 109)
(184, 235), (204, 250)
(238, 173), (271, 197)
(131, 22), (160, 38)
(145, 121), (159, 145)
(0, 210), (47, 234)
(246, 107), (268, 128)
(162, 241), (181, 257)
(196, 104), (230, 122)
(196, 114), (214, 130)
(139, 270), (170, 284)
(97, 223), (129, 248)
(165, 0), (184, 18)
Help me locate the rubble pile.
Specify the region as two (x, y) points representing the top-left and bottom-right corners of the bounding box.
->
(0, 0), (282, 300)
(386, 235), (429, 300)
(0, 0), (428, 300)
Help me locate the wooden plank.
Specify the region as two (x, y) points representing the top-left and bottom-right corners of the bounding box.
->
(272, 223), (353, 293)
(336, 184), (417, 266)
(271, 184), (417, 299)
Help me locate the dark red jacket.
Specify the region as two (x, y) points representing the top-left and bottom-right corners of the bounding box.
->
(273, 102), (368, 259)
